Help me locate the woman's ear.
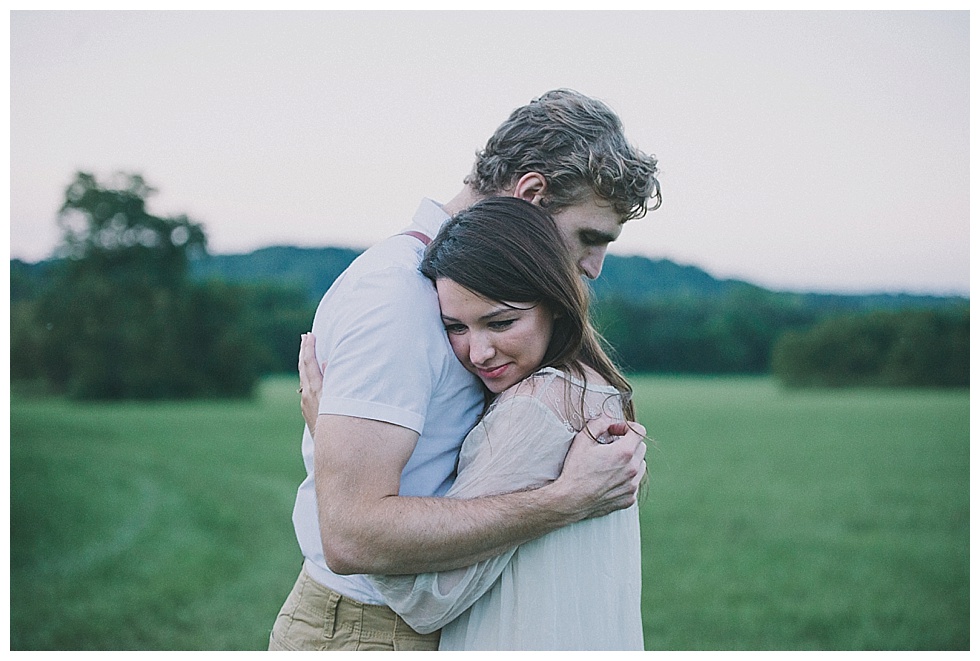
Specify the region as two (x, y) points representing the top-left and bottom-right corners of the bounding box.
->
(511, 172), (548, 206)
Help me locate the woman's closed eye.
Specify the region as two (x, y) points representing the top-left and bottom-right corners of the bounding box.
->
(488, 319), (517, 331)
(444, 323), (468, 335)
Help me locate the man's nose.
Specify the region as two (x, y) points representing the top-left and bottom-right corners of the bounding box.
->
(580, 249), (606, 280)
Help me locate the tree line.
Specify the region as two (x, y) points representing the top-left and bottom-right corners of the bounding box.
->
(10, 173), (969, 399)
(771, 308), (969, 388)
(592, 292), (968, 388)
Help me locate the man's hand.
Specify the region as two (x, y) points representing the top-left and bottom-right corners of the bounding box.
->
(549, 416), (647, 521)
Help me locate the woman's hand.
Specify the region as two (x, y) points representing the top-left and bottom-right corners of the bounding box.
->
(298, 333), (326, 434)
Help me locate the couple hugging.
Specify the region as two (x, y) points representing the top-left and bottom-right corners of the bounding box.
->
(269, 89), (661, 651)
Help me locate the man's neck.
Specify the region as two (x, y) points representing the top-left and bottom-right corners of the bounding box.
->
(441, 186), (485, 217)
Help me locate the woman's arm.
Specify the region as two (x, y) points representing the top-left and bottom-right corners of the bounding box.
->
(298, 333), (323, 435)
(366, 393), (577, 633)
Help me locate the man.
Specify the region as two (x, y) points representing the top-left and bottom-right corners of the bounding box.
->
(269, 89), (661, 651)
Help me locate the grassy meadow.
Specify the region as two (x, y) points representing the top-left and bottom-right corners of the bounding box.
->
(9, 375), (970, 650)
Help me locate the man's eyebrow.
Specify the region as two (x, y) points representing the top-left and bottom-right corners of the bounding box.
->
(579, 229), (618, 244)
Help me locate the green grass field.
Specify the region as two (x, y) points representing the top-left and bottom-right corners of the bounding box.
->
(9, 376), (970, 650)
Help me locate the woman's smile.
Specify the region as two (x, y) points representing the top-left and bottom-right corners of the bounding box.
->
(475, 363), (510, 381)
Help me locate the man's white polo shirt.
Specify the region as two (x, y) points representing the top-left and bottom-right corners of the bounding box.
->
(291, 199), (484, 604)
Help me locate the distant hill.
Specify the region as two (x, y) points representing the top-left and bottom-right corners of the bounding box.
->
(12, 245), (967, 311)
(186, 245), (968, 311)
(189, 246), (362, 304)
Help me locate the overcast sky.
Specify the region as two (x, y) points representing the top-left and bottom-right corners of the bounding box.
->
(9, 10), (970, 295)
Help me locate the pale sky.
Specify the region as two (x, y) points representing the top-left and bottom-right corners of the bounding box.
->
(9, 10), (970, 295)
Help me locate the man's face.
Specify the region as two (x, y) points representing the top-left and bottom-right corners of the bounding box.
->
(550, 195), (623, 280)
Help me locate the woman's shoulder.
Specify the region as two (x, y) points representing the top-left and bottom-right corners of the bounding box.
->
(516, 365), (620, 394)
(491, 365), (625, 432)
(487, 369), (559, 412)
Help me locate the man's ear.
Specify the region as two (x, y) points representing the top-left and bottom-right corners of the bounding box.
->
(511, 172), (548, 206)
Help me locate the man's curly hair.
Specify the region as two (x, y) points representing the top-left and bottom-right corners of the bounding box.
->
(464, 89), (661, 221)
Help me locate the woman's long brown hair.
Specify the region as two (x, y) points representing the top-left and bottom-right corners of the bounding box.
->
(420, 197), (634, 422)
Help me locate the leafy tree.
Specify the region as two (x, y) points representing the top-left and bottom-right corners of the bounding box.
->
(10, 301), (44, 381)
(34, 172), (262, 399)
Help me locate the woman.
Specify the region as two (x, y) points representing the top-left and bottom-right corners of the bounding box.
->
(300, 197), (644, 650)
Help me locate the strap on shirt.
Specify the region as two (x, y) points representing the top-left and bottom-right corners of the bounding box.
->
(400, 230), (432, 246)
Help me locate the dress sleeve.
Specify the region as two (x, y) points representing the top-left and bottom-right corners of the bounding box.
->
(367, 393), (574, 633)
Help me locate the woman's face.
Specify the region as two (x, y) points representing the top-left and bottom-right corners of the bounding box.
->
(436, 278), (554, 394)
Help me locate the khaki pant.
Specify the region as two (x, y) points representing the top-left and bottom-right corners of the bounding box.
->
(268, 566), (440, 651)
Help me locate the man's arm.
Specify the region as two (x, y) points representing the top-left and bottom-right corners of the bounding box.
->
(314, 412), (646, 576)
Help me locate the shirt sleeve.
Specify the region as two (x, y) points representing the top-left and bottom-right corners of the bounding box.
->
(367, 394), (574, 633)
(313, 261), (449, 434)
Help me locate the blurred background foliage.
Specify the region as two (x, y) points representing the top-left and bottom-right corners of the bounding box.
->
(13, 172), (249, 398)
(9, 172), (969, 400)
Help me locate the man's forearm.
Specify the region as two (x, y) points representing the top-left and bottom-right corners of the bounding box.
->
(320, 482), (576, 575)
(314, 413), (643, 576)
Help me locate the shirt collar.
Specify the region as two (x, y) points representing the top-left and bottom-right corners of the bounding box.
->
(403, 198), (450, 241)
